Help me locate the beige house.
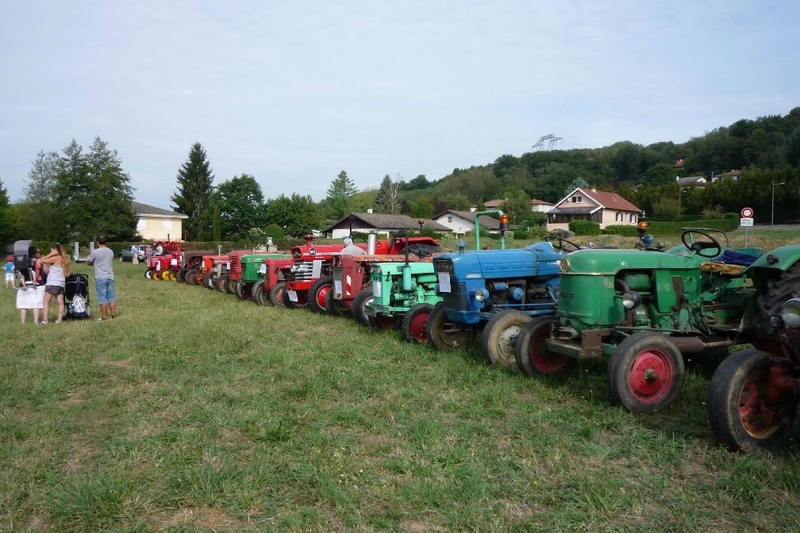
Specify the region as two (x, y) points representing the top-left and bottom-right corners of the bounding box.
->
(323, 212), (451, 239)
(546, 188), (641, 230)
(482, 198), (554, 213)
(132, 202), (188, 241)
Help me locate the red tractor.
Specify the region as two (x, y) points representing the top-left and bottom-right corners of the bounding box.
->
(145, 251), (182, 280)
(327, 235), (442, 324)
(176, 250), (215, 284)
(282, 236), (391, 311)
(152, 238), (183, 256)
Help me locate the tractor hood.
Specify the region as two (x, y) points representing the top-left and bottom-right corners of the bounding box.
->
(434, 241), (564, 278)
(561, 248), (709, 275)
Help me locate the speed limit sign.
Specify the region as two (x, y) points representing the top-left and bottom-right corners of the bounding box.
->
(741, 207), (754, 218)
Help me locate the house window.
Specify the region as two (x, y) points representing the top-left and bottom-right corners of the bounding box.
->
(615, 212), (623, 222)
(137, 219), (146, 231)
(571, 196), (582, 203)
(629, 214), (636, 223)
(162, 219), (173, 232)
(447, 216), (453, 223)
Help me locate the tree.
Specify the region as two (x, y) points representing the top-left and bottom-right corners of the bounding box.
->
(375, 174), (402, 214)
(172, 142), (215, 240)
(18, 151), (62, 241)
(265, 193), (324, 238)
(409, 197), (434, 219)
(498, 188), (532, 228)
(52, 137), (136, 242)
(325, 170), (358, 219)
(213, 174), (267, 241)
(0, 179), (15, 243)
(564, 177), (591, 196)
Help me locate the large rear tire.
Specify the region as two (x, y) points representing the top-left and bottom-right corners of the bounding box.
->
(308, 276), (333, 314)
(402, 303), (434, 343)
(708, 349), (795, 452)
(426, 302), (477, 352)
(252, 279), (267, 306)
(269, 281), (287, 307)
(758, 263), (800, 334)
(607, 332), (685, 414)
(352, 289), (373, 326)
(185, 269), (199, 286)
(481, 310), (532, 370)
(515, 316), (576, 378)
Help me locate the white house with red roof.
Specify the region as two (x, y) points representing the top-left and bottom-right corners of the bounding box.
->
(546, 188), (641, 230)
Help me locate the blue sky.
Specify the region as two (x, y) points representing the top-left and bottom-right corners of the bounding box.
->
(1, 0), (797, 209)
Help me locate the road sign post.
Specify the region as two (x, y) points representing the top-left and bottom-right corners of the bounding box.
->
(740, 207), (754, 247)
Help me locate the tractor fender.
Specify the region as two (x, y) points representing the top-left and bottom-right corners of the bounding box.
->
(750, 245), (800, 272)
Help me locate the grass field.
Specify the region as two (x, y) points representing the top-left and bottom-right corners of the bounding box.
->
(2, 228), (800, 532)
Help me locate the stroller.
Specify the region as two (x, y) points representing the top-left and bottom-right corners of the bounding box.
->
(13, 239), (37, 287)
(64, 273), (91, 320)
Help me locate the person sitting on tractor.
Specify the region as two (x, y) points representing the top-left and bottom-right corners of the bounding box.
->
(342, 237), (366, 256)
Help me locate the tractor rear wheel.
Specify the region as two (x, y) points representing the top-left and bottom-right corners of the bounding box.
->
(308, 276), (333, 314)
(217, 274), (229, 293)
(515, 316), (575, 378)
(325, 290), (351, 316)
(402, 303), (434, 343)
(708, 349), (795, 452)
(482, 310), (532, 370)
(758, 263), (800, 334)
(185, 269), (199, 285)
(352, 289), (373, 325)
(426, 302), (477, 352)
(608, 332), (684, 413)
(269, 281), (286, 307)
(251, 279), (267, 306)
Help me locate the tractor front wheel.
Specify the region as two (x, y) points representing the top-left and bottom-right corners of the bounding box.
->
(282, 286), (307, 309)
(402, 303), (434, 343)
(352, 289), (373, 325)
(482, 310), (532, 370)
(426, 302), (477, 352)
(144, 269), (153, 280)
(708, 349), (795, 452)
(217, 274), (229, 293)
(515, 316), (575, 378)
(308, 276), (333, 313)
(152, 270), (162, 280)
(269, 281), (286, 307)
(252, 279), (267, 305)
(608, 332), (684, 414)
(175, 269), (186, 283)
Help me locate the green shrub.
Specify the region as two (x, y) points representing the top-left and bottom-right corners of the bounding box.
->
(602, 225), (640, 237)
(513, 229), (530, 240)
(569, 220), (600, 236)
(264, 224), (285, 240)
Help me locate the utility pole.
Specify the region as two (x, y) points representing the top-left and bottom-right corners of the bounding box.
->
(772, 179), (785, 226)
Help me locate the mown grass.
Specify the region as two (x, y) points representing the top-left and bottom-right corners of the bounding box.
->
(2, 232), (800, 532)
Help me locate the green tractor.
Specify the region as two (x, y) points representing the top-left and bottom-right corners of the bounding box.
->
(515, 228), (770, 414)
(365, 259), (441, 342)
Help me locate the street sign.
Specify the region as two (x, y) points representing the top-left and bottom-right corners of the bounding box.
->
(740, 217), (754, 227)
(741, 207), (754, 218)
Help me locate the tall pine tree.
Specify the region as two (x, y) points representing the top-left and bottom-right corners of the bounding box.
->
(325, 170), (358, 219)
(171, 142), (215, 240)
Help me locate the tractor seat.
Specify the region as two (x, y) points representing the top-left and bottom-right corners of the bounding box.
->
(700, 262), (746, 276)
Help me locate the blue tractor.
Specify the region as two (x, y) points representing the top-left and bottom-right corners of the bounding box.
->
(426, 236), (574, 369)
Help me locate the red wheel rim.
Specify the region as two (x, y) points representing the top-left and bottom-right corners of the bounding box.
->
(316, 285), (331, 308)
(738, 371), (780, 438)
(529, 325), (569, 374)
(627, 349), (675, 404)
(410, 311), (430, 342)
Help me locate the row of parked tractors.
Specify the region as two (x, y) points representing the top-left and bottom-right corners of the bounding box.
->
(143, 216), (800, 453)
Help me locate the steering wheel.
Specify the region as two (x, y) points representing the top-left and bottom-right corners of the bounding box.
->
(681, 229), (722, 258)
(546, 235), (581, 253)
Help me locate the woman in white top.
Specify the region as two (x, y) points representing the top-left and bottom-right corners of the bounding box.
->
(40, 243), (71, 324)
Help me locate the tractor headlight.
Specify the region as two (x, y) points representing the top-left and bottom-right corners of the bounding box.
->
(560, 258), (569, 273)
(780, 298), (800, 328)
(621, 291), (642, 310)
(472, 288), (489, 302)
